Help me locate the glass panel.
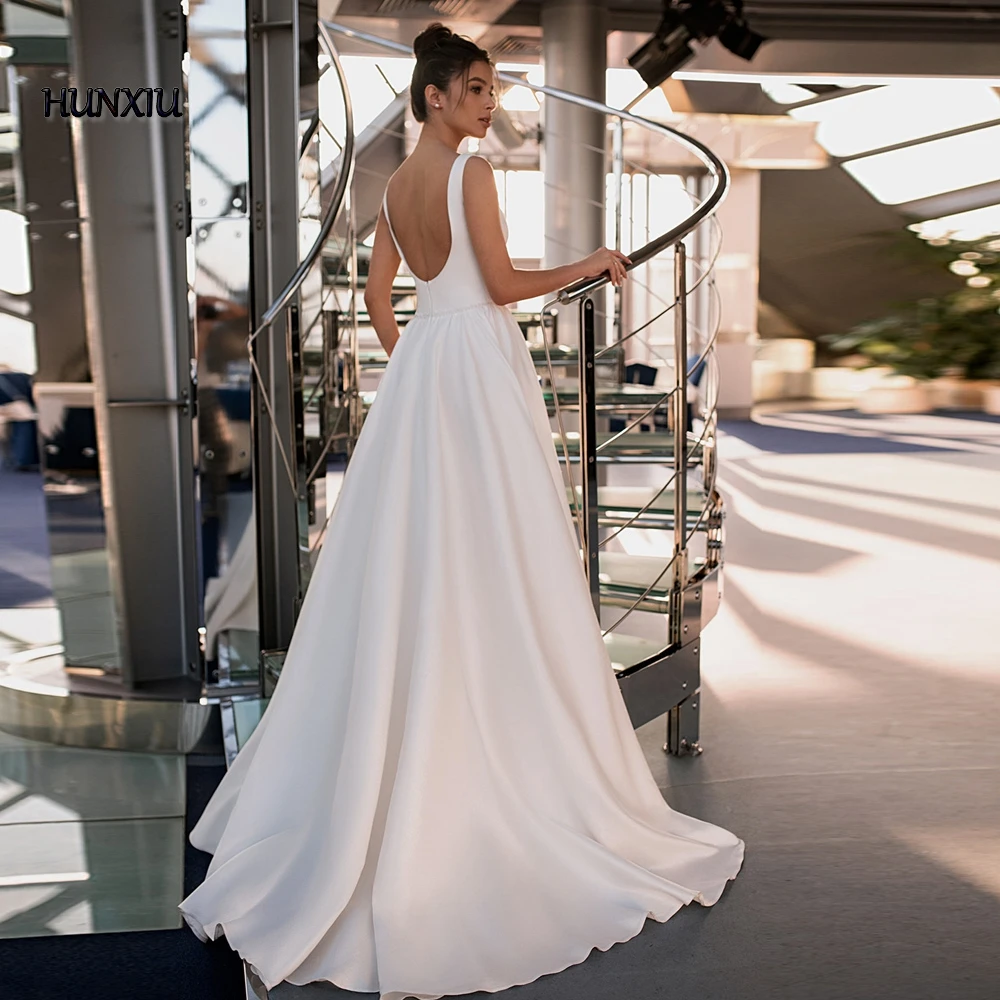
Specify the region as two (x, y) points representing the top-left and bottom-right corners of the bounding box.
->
(188, 0), (249, 219)
(189, 0), (255, 683)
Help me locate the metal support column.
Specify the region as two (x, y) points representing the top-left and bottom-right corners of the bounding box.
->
(540, 0), (607, 345)
(246, 0), (303, 681)
(65, 0), (199, 686)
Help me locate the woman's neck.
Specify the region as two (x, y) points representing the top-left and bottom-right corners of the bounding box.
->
(414, 122), (464, 154)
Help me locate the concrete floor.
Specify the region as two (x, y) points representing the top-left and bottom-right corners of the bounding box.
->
(276, 410), (1000, 1000)
(3, 411), (999, 998)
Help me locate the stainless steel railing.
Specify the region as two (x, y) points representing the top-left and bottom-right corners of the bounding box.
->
(255, 20), (727, 671)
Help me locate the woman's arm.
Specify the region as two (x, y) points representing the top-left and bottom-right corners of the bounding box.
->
(463, 155), (630, 305)
(363, 209), (403, 357)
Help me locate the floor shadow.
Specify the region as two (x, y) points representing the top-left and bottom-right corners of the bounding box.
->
(721, 509), (861, 575)
(719, 461), (1000, 563)
(0, 568), (53, 608)
(729, 461), (1000, 523)
(718, 418), (946, 455)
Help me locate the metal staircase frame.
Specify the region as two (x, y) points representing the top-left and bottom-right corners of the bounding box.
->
(249, 20), (729, 756)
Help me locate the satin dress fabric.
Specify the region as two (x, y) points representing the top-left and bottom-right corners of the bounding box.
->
(178, 151), (745, 999)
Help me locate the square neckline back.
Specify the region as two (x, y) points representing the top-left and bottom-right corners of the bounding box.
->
(382, 153), (467, 285)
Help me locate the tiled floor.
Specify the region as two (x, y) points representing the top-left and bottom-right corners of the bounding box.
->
(0, 465), (186, 939)
(0, 728), (187, 938)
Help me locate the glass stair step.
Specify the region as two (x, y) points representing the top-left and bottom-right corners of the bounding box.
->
(568, 485), (707, 524)
(339, 344), (622, 372)
(356, 349), (389, 370)
(528, 344), (621, 367)
(598, 551), (707, 609)
(553, 430), (703, 463)
(542, 379), (669, 408)
(602, 633), (671, 674)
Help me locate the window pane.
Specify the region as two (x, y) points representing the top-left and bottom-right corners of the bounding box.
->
(504, 171), (544, 258)
(0, 210), (31, 295)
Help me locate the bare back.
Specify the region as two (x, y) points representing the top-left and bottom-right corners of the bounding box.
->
(383, 150), (460, 283)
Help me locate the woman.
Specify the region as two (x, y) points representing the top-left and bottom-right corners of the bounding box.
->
(179, 23), (745, 999)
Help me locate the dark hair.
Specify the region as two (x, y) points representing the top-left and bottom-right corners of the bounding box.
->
(410, 22), (493, 123)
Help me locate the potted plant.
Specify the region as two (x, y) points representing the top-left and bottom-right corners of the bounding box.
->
(823, 233), (1000, 413)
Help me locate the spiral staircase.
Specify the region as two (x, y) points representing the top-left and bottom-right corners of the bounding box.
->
(246, 21), (727, 759)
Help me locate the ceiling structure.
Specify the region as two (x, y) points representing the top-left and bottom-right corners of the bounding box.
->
(9, 0), (997, 337)
(323, 0), (1000, 336)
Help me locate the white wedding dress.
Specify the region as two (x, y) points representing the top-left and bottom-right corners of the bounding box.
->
(179, 152), (745, 998)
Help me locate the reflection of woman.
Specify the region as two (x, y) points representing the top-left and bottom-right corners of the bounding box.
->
(180, 23), (744, 999)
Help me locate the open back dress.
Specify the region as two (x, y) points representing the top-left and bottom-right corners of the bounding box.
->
(178, 151), (745, 999)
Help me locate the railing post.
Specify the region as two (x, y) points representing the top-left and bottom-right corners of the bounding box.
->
(580, 296), (601, 617)
(611, 116), (626, 383)
(671, 241), (689, 646)
(348, 188), (361, 453)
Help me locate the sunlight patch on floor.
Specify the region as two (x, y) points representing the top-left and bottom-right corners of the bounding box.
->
(891, 826), (1000, 901)
(720, 466), (1000, 684)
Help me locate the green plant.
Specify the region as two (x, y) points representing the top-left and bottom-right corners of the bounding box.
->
(824, 233), (1000, 380)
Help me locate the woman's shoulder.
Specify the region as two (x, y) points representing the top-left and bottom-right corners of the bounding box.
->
(462, 152), (493, 184)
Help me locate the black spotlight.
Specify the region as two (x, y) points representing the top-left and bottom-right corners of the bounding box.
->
(627, 1), (767, 89)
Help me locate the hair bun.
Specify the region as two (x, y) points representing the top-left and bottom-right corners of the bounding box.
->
(413, 22), (453, 59)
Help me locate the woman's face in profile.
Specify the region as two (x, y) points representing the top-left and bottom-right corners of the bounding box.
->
(440, 59), (497, 139)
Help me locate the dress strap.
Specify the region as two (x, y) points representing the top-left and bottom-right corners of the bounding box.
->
(381, 187), (405, 262)
(446, 151), (472, 244)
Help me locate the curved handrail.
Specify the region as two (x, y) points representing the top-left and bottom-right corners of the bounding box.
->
(320, 21), (728, 299)
(247, 21), (354, 493)
(258, 21), (355, 332)
(304, 21), (727, 668)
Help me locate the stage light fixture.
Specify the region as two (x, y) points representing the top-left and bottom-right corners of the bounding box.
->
(627, 1), (767, 90)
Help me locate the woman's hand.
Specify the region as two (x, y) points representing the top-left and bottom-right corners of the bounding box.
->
(578, 248), (632, 287)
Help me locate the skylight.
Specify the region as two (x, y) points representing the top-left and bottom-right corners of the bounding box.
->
(760, 80), (815, 105)
(842, 123), (1000, 205)
(605, 68), (672, 116)
(789, 81), (1000, 157)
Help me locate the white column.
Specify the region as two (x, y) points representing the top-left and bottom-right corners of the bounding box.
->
(540, 0), (607, 342)
(711, 168), (760, 420)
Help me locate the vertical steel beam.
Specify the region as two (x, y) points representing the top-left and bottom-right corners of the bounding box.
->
(246, 0), (302, 674)
(65, 0), (199, 686)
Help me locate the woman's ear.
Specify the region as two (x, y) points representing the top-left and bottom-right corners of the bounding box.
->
(424, 84), (442, 111)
